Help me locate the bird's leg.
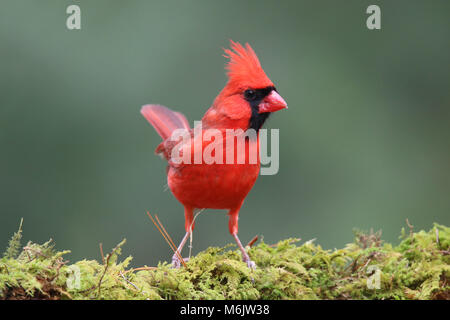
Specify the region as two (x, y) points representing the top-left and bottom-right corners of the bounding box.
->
(228, 209), (256, 269)
(172, 206), (195, 268)
(232, 233), (256, 269)
(172, 231), (190, 268)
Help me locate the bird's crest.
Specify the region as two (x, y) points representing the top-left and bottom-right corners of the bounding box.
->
(223, 40), (274, 91)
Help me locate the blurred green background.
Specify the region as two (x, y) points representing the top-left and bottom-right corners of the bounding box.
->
(1, 0), (449, 267)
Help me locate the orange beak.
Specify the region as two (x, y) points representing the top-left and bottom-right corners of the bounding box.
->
(258, 90), (288, 113)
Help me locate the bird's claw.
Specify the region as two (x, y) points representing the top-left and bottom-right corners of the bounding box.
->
(242, 255), (256, 270)
(246, 260), (256, 270)
(171, 255), (189, 269)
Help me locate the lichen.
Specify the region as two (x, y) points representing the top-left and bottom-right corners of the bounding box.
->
(0, 223), (448, 300)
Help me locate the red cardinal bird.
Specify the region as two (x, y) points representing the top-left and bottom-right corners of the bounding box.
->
(141, 41), (287, 268)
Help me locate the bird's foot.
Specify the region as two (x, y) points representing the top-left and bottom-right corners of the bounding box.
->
(171, 255), (190, 269)
(243, 255), (256, 270)
(246, 259), (256, 270)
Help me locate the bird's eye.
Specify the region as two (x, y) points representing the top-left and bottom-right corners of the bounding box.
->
(244, 89), (256, 101)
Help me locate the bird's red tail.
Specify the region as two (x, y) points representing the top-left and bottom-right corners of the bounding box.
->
(141, 104), (190, 140)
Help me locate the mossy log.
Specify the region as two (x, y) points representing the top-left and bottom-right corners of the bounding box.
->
(0, 224), (448, 300)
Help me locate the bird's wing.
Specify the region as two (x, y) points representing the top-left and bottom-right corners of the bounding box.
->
(141, 104), (190, 140)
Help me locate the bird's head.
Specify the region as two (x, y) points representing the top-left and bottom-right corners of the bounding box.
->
(212, 40), (287, 131)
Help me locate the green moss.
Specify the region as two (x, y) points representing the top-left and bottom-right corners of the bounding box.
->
(3, 218), (23, 260)
(0, 224), (448, 300)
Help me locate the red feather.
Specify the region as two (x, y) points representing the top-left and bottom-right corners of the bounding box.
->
(141, 104), (190, 140)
